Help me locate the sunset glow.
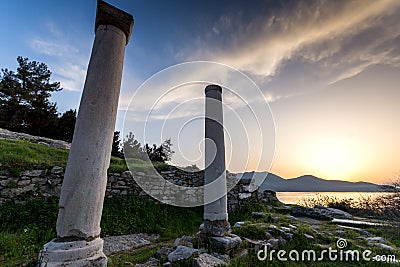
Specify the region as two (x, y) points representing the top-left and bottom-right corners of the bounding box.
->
(1, 0), (399, 184)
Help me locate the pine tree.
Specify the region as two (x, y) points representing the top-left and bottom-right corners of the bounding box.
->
(0, 56), (61, 136)
(57, 109), (76, 142)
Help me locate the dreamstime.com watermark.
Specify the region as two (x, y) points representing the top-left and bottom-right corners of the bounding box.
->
(257, 238), (398, 263)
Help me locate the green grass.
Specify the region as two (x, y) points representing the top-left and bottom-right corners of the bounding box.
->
(0, 139), (168, 176)
(1, 196), (399, 266)
(0, 195), (203, 266)
(0, 139), (69, 176)
(101, 196), (203, 239)
(107, 245), (161, 266)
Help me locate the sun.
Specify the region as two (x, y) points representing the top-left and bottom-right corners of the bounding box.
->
(307, 138), (361, 180)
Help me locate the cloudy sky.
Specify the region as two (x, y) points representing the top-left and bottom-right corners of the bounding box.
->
(1, 0), (399, 183)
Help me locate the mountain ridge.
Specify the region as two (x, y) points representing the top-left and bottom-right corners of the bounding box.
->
(238, 172), (385, 192)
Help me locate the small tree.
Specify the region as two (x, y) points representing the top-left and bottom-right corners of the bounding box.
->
(161, 138), (174, 162)
(57, 109), (76, 142)
(0, 68), (27, 130)
(0, 56), (61, 136)
(146, 139), (174, 162)
(122, 132), (142, 159)
(111, 131), (123, 158)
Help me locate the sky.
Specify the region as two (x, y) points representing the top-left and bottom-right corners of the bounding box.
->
(1, 0), (399, 184)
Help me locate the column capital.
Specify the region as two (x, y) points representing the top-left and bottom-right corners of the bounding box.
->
(96, 0), (134, 44)
(205, 84), (222, 95)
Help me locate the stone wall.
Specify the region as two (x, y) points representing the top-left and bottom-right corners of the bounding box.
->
(0, 166), (259, 212)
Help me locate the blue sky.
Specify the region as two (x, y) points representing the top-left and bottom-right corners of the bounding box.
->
(1, 0), (400, 182)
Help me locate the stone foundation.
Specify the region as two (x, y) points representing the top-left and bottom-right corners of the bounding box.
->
(38, 238), (107, 267)
(200, 219), (231, 237)
(0, 166), (260, 211)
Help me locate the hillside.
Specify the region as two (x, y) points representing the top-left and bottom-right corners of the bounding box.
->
(239, 171), (384, 192)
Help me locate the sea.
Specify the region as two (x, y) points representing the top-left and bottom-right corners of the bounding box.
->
(276, 192), (391, 205)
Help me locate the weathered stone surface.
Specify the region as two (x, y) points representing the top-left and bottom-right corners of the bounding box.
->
(56, 0), (132, 240)
(38, 238), (107, 267)
(262, 190), (282, 204)
(286, 215), (298, 221)
(269, 224), (278, 231)
(336, 225), (370, 235)
(332, 218), (383, 226)
(192, 253), (227, 267)
(358, 236), (393, 250)
(103, 234), (158, 255)
(38, 141), (50, 146)
(167, 246), (199, 262)
(239, 193), (252, 199)
(280, 226), (291, 232)
(201, 219), (231, 237)
(0, 170), (10, 176)
(365, 236), (386, 244)
(0, 128), (71, 149)
(304, 234), (315, 242)
(203, 85), (230, 236)
(210, 234), (242, 251)
(39, 1), (133, 265)
(18, 179), (31, 186)
(291, 205), (352, 220)
(173, 235), (193, 248)
(51, 166), (63, 174)
(375, 243), (394, 250)
(22, 170), (42, 177)
(96, 0), (134, 43)
(1, 166), (259, 216)
(0, 179), (9, 187)
(233, 221), (245, 227)
(155, 247), (174, 262)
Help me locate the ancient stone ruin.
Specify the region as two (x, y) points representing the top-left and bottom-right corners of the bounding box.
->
(39, 1), (133, 266)
(202, 85), (231, 237)
(197, 85), (242, 252)
(38, 1), (244, 265)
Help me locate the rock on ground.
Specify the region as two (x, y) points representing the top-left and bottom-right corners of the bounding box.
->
(210, 234), (242, 251)
(103, 234), (159, 255)
(0, 127), (71, 149)
(168, 245), (199, 262)
(193, 253), (227, 267)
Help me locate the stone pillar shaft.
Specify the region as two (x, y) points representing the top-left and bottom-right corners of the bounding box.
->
(203, 85), (230, 236)
(39, 1), (133, 266)
(57, 23), (126, 240)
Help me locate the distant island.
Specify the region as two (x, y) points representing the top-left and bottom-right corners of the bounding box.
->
(238, 171), (389, 192)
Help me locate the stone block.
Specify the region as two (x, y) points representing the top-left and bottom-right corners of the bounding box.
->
(51, 166), (63, 174)
(18, 179), (31, 186)
(209, 234), (242, 251)
(155, 247), (174, 262)
(193, 253), (227, 267)
(22, 170), (43, 177)
(168, 246), (199, 262)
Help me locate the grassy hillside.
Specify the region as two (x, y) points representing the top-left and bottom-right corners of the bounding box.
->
(0, 139), (167, 176)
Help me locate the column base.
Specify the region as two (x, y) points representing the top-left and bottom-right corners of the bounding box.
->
(38, 237), (107, 267)
(200, 219), (231, 237)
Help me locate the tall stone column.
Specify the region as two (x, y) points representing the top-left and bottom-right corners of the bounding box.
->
(202, 85), (231, 236)
(39, 1), (133, 266)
